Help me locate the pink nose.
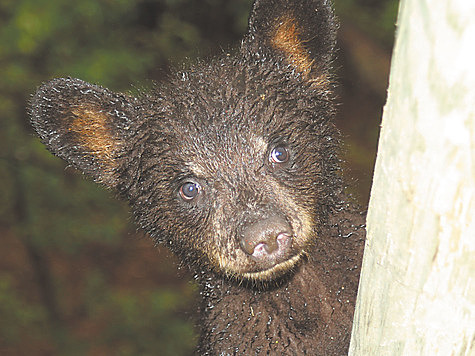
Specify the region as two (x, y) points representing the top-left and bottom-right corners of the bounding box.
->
(240, 216), (293, 261)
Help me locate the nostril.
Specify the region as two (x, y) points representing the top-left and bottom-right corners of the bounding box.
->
(241, 237), (258, 255)
(254, 238), (278, 255)
(254, 242), (269, 255)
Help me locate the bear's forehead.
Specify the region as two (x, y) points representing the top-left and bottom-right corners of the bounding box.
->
(158, 73), (276, 149)
(178, 121), (269, 178)
(148, 61), (297, 178)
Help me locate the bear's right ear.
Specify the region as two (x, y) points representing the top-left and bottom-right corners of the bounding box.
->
(243, 0), (336, 80)
(30, 77), (138, 188)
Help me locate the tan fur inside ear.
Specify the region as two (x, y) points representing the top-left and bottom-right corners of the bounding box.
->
(272, 17), (314, 74)
(69, 105), (122, 173)
(271, 16), (329, 87)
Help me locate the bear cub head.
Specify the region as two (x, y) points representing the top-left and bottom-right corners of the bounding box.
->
(30, 0), (340, 284)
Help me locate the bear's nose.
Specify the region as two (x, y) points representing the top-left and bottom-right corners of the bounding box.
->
(239, 216), (293, 261)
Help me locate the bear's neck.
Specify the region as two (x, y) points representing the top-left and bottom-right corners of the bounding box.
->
(195, 209), (365, 355)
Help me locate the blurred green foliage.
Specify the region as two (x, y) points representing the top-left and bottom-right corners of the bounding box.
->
(81, 272), (196, 355)
(0, 0), (397, 354)
(336, 0), (399, 49)
(0, 276), (47, 344)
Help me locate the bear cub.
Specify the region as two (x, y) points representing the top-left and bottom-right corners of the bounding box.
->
(30, 0), (365, 354)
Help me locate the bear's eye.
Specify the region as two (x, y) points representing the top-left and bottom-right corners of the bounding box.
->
(179, 181), (201, 201)
(269, 146), (289, 164)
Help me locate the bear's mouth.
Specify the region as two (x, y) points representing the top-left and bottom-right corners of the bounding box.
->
(240, 252), (304, 281)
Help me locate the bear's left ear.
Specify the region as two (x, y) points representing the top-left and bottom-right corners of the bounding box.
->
(30, 77), (139, 188)
(243, 0), (336, 80)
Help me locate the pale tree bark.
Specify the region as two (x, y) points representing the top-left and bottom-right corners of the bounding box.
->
(349, 0), (475, 355)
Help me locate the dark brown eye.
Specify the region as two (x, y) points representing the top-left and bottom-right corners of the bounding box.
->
(179, 182), (201, 201)
(270, 146), (289, 164)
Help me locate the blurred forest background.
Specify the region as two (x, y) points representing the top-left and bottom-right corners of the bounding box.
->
(0, 0), (398, 354)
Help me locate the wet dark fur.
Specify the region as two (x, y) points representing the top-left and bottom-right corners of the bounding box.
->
(30, 0), (365, 354)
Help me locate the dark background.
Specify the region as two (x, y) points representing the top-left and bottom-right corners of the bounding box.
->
(0, 0), (397, 354)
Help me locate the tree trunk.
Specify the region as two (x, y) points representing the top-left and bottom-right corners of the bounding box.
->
(349, 0), (475, 355)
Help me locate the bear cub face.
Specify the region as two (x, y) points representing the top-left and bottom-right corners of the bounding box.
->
(141, 58), (340, 282)
(30, 0), (339, 284)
